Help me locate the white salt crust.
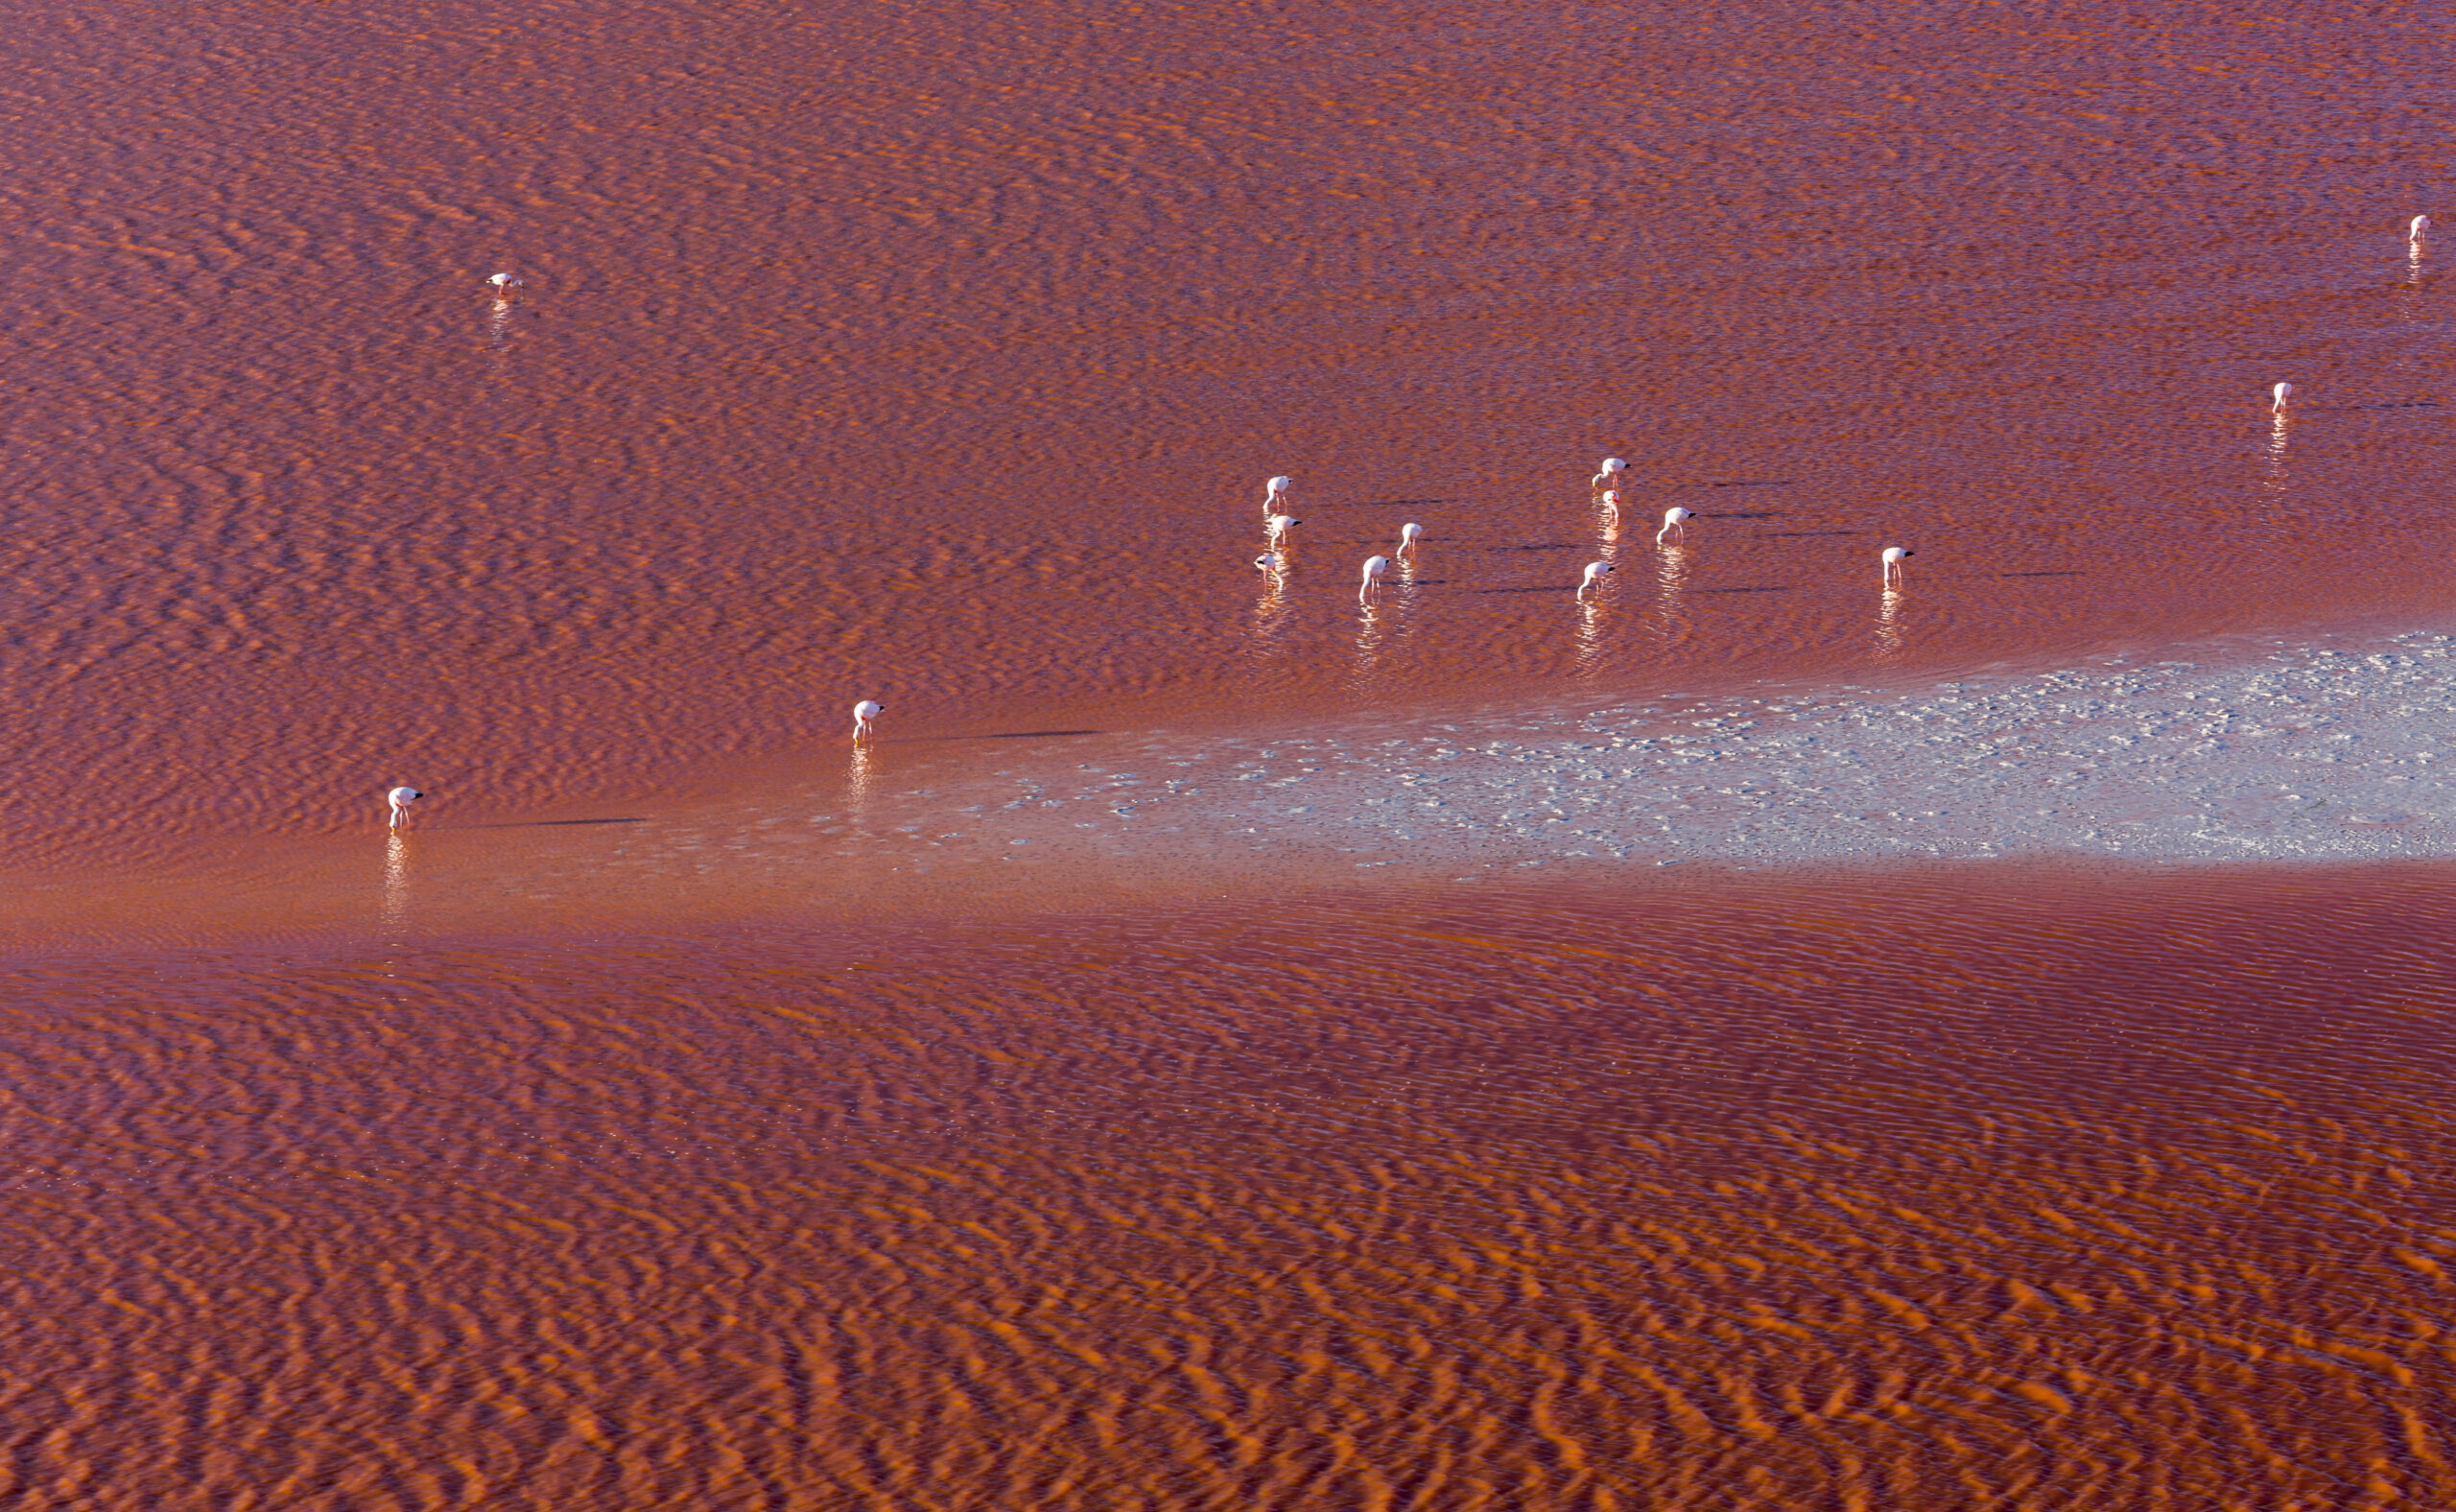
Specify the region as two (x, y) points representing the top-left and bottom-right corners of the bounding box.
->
(790, 626), (2456, 880)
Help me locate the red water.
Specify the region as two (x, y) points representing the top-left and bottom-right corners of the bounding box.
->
(8, 863), (2456, 1509)
(0, 0), (2450, 880)
(9, 0), (2456, 1504)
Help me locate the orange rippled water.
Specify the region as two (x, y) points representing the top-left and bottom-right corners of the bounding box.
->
(5, 863), (2456, 1510)
(11, 1), (2456, 1506)
(0, 0), (2451, 883)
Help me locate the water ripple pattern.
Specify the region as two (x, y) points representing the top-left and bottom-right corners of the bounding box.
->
(0, 0), (2450, 881)
(1, 869), (2452, 1509)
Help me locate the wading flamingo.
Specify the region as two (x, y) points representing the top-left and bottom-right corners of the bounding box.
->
(1592, 457), (1628, 490)
(1658, 507), (1692, 546)
(1577, 560), (1613, 601)
(2272, 381), (2293, 413)
(1398, 521), (1424, 556)
(387, 786), (422, 832)
(1882, 545), (1914, 589)
(852, 699), (884, 744)
(1358, 555), (1388, 603)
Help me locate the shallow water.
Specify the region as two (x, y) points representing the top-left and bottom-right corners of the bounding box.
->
(10, 2), (2456, 1507)
(7, 867), (2456, 1510)
(1, 0), (2453, 882)
(14, 618), (2456, 956)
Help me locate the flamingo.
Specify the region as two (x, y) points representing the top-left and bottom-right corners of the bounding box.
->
(2413, 214), (2432, 245)
(2272, 381), (2293, 413)
(1881, 546), (1914, 589)
(1255, 551), (1286, 575)
(387, 786), (422, 832)
(852, 699), (884, 745)
(1358, 555), (1388, 602)
(1266, 514), (1300, 545)
(1599, 489), (1622, 524)
(1658, 507), (1692, 546)
(1397, 521), (1424, 556)
(1592, 457), (1628, 490)
(1263, 475), (1293, 514)
(1576, 560), (1613, 600)
(488, 272), (523, 292)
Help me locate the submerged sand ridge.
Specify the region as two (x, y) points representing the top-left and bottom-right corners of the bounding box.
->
(667, 624), (2456, 906)
(16, 619), (2456, 952)
(1184, 627), (2456, 871)
(561, 620), (2456, 879)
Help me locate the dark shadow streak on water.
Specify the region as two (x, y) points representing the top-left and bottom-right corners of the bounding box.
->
(877, 730), (1104, 745)
(1999, 570), (2083, 578)
(474, 818), (648, 829)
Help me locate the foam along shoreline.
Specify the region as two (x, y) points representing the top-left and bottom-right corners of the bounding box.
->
(808, 624), (2456, 881)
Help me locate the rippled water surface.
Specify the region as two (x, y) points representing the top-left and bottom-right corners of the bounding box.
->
(2, 0), (2453, 875)
(8, 868), (2456, 1510)
(10, 1), (2456, 1505)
